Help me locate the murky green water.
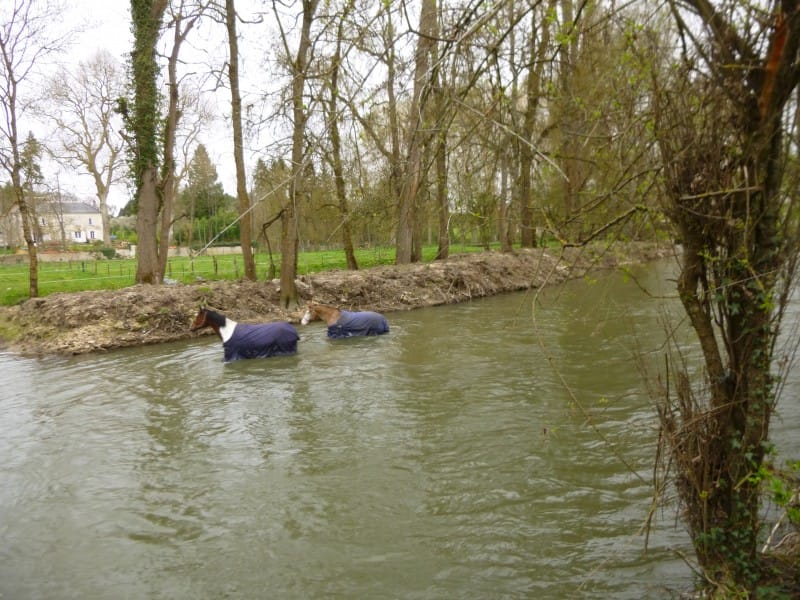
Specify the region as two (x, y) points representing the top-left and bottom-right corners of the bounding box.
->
(2, 259), (798, 598)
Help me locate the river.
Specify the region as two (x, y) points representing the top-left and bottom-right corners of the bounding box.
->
(1, 259), (798, 599)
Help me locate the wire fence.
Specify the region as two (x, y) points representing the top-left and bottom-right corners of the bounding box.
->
(0, 244), (485, 305)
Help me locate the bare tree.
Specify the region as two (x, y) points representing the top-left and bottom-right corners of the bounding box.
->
(0, 0), (71, 298)
(171, 84), (215, 250)
(345, 4), (404, 248)
(157, 0), (210, 282)
(44, 50), (126, 245)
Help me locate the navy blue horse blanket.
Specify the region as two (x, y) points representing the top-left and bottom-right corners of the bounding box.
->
(223, 322), (299, 362)
(327, 310), (389, 339)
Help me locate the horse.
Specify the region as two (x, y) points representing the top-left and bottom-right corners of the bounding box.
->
(300, 302), (389, 338)
(190, 307), (299, 362)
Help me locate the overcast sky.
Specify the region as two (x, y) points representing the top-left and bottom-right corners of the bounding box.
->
(63, 1), (132, 211)
(75, 0), (132, 61)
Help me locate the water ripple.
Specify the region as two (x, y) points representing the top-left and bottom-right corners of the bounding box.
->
(0, 263), (749, 598)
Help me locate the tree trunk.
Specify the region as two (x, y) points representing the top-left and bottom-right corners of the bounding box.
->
(226, 0), (256, 280)
(498, 148), (513, 252)
(385, 15), (404, 245)
(432, 7), (449, 262)
(654, 4), (800, 591)
(131, 0), (167, 285)
(99, 191), (112, 246)
(557, 0), (579, 232)
(328, 6), (357, 270)
(157, 21), (180, 282)
(518, 3), (552, 248)
(434, 133), (449, 260)
(396, 0), (436, 265)
(136, 164), (161, 284)
(280, 0), (317, 309)
(14, 189), (39, 298)
(8, 108), (38, 297)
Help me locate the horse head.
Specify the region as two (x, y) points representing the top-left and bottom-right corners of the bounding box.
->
(300, 303), (316, 325)
(301, 302), (340, 326)
(191, 307), (229, 338)
(190, 306), (210, 331)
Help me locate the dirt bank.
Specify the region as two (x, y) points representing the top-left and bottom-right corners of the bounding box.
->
(0, 243), (674, 357)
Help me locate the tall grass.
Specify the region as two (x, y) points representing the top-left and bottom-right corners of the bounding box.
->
(0, 244), (493, 306)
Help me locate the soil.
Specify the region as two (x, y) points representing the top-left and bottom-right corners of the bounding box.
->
(0, 242), (675, 357)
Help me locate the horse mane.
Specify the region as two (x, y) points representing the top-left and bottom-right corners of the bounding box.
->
(202, 308), (227, 328)
(192, 307), (228, 333)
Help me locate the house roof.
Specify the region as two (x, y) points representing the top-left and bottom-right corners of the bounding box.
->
(60, 202), (100, 214)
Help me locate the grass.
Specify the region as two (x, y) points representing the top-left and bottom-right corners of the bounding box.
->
(0, 243), (494, 306)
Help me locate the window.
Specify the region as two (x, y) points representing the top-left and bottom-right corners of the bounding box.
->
(74, 231), (81, 239)
(90, 231), (95, 239)
(88, 218), (93, 225)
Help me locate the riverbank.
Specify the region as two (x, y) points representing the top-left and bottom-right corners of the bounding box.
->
(0, 242), (675, 356)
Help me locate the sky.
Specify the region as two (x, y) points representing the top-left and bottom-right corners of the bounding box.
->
(64, 1), (133, 212)
(76, 0), (132, 61)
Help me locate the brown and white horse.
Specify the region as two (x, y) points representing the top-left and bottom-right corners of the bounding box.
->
(301, 302), (389, 338)
(191, 307), (299, 362)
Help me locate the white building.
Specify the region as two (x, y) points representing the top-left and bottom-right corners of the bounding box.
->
(46, 200), (104, 244)
(0, 198), (104, 247)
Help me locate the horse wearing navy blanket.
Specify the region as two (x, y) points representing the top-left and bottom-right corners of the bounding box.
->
(301, 302), (389, 338)
(190, 307), (299, 362)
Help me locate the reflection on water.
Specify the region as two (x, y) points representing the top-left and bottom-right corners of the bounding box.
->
(2, 259), (797, 598)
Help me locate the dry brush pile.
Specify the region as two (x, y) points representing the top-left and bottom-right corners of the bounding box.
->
(0, 243), (672, 356)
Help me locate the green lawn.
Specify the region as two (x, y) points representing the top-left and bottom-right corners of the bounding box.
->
(0, 244), (493, 306)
